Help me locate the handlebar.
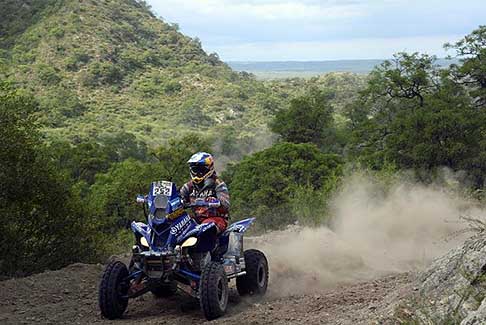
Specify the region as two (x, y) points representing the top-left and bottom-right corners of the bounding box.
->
(136, 195), (221, 208)
(185, 199), (221, 208)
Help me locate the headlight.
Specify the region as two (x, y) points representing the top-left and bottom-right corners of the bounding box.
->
(154, 194), (168, 209)
(181, 237), (197, 248)
(140, 237), (149, 247)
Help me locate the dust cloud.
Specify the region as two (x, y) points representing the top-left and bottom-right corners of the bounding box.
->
(212, 127), (277, 172)
(247, 173), (486, 297)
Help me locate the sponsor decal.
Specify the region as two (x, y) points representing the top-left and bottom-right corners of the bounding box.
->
(234, 224), (246, 232)
(170, 215), (191, 235)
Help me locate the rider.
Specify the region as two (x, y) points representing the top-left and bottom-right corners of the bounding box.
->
(180, 152), (230, 233)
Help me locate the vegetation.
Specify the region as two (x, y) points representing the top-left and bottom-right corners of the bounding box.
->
(223, 143), (343, 231)
(270, 89), (344, 153)
(346, 47), (486, 186)
(0, 82), (101, 276)
(0, 0), (484, 277)
(0, 0), (284, 145)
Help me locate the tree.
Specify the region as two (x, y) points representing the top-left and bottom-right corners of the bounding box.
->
(346, 50), (486, 187)
(0, 81), (99, 276)
(86, 159), (153, 232)
(270, 89), (341, 153)
(223, 142), (343, 231)
(365, 52), (438, 108)
(446, 25), (486, 107)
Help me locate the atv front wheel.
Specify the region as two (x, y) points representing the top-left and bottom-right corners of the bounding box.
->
(99, 261), (129, 319)
(199, 262), (229, 320)
(236, 249), (268, 296)
(151, 280), (178, 298)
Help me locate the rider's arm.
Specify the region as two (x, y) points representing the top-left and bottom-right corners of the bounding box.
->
(179, 181), (192, 204)
(215, 179), (230, 211)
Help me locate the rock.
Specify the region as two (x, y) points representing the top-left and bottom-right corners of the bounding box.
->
(461, 298), (486, 325)
(400, 232), (486, 323)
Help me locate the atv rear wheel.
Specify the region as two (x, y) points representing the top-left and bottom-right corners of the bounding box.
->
(99, 261), (129, 319)
(151, 280), (178, 298)
(199, 262), (229, 320)
(236, 249), (268, 296)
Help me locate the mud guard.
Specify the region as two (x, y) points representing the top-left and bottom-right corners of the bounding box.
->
(218, 218), (256, 256)
(181, 222), (219, 252)
(224, 218), (256, 234)
(131, 221), (151, 246)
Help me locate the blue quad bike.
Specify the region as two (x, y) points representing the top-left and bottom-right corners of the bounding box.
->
(98, 181), (268, 320)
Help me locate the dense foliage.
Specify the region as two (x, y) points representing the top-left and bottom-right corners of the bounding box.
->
(0, 0), (484, 277)
(223, 143), (343, 230)
(270, 89), (345, 154)
(0, 0), (283, 145)
(346, 28), (486, 187)
(0, 82), (101, 276)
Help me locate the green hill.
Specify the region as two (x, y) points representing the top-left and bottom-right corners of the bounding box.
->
(0, 0), (281, 145)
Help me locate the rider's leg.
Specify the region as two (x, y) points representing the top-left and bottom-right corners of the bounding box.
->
(201, 217), (228, 233)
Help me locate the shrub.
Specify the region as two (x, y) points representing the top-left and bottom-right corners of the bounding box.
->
(224, 142), (343, 231)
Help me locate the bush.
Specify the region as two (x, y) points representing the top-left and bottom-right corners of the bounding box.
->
(224, 142), (343, 231)
(37, 64), (61, 85)
(83, 62), (124, 86)
(0, 81), (101, 276)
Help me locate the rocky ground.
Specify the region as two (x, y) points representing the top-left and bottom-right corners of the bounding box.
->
(2, 229), (486, 324)
(0, 262), (413, 325)
(383, 232), (486, 325)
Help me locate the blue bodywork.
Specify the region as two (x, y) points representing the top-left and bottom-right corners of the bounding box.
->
(131, 181), (254, 279)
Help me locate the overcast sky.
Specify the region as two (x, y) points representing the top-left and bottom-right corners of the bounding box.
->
(147, 0), (486, 61)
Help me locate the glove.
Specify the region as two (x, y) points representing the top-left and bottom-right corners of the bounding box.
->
(194, 198), (208, 207)
(206, 197), (221, 208)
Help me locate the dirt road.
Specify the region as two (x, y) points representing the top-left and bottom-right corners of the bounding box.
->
(0, 262), (412, 324)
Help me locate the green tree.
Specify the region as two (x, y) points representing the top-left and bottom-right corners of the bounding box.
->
(0, 81), (99, 276)
(365, 52), (438, 107)
(87, 159), (153, 232)
(270, 89), (341, 153)
(224, 142), (343, 231)
(347, 50), (486, 187)
(446, 25), (486, 108)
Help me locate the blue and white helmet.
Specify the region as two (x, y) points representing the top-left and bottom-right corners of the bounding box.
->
(187, 152), (215, 184)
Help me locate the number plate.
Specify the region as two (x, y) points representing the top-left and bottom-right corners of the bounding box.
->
(152, 181), (173, 196)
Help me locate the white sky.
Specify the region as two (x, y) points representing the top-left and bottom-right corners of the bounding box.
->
(147, 0), (486, 61)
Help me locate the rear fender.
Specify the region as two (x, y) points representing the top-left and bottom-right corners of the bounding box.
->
(225, 218), (255, 234)
(218, 218), (255, 256)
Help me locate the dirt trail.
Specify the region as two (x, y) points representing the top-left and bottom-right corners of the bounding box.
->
(0, 262), (412, 324)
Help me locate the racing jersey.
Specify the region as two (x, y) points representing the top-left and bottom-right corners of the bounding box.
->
(179, 175), (230, 220)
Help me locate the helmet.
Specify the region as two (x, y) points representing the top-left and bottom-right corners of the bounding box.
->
(187, 152), (215, 184)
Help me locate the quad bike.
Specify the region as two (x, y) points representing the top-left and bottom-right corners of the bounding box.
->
(98, 180), (268, 320)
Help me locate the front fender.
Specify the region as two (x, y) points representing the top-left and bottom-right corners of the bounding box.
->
(182, 222), (217, 241)
(179, 222), (218, 252)
(131, 221), (151, 245)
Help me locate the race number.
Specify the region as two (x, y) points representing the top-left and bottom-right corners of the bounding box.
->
(152, 181), (173, 196)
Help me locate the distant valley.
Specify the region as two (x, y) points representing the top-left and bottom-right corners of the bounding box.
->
(228, 58), (458, 79)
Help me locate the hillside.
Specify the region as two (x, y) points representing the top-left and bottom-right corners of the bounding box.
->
(0, 0), (281, 145)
